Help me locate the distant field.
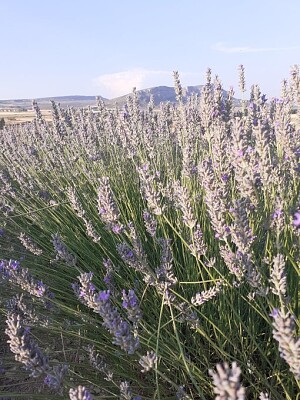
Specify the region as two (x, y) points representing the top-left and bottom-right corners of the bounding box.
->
(0, 110), (52, 124)
(0, 108), (298, 126)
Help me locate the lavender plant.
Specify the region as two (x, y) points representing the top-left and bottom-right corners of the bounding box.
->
(0, 67), (299, 399)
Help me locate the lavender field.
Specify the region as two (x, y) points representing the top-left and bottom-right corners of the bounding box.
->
(0, 67), (299, 399)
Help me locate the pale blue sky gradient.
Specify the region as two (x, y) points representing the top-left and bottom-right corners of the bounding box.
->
(0, 0), (299, 99)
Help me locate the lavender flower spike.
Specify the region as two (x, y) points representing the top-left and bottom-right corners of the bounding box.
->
(97, 176), (123, 233)
(5, 313), (49, 378)
(0, 259), (54, 303)
(120, 381), (132, 400)
(270, 254), (287, 298)
(19, 233), (43, 256)
(73, 273), (140, 354)
(191, 281), (223, 306)
(271, 308), (300, 379)
(259, 393), (271, 400)
(143, 209), (157, 237)
(52, 233), (76, 266)
(209, 361), (245, 400)
(139, 350), (158, 373)
(122, 289), (142, 325)
(69, 385), (93, 400)
(44, 364), (69, 393)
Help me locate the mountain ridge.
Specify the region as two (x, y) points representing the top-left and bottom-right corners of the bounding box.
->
(0, 85), (239, 110)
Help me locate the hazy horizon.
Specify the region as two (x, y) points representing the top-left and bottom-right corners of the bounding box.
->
(1, 0), (299, 100)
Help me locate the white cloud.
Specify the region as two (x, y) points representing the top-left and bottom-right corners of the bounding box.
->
(212, 42), (300, 54)
(93, 68), (172, 98)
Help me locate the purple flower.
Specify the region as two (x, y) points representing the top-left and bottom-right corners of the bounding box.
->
(272, 209), (283, 220)
(0, 259), (54, 303)
(271, 308), (300, 379)
(191, 165), (198, 175)
(74, 273), (140, 354)
(261, 94), (267, 103)
(112, 224), (123, 234)
(97, 177), (123, 233)
(126, 249), (134, 259)
(293, 211), (300, 228)
(69, 386), (93, 400)
(143, 210), (157, 238)
(103, 275), (111, 285)
(97, 290), (110, 302)
(89, 283), (96, 292)
(225, 226), (231, 234)
(37, 281), (46, 296)
(221, 174), (229, 182)
(249, 102), (256, 111)
(10, 260), (20, 270)
(5, 313), (49, 378)
(269, 308), (279, 318)
(103, 259), (111, 269)
(122, 289), (142, 324)
(0, 228), (5, 237)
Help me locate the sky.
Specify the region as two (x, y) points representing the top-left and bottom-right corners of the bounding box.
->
(0, 0), (299, 100)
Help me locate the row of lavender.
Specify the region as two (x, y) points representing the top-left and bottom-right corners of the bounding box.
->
(0, 67), (299, 399)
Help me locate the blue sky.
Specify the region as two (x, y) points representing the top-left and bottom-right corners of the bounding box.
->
(0, 0), (299, 99)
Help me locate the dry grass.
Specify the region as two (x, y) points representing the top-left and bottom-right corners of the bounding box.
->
(0, 110), (52, 125)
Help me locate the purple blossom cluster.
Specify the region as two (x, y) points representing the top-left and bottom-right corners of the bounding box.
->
(73, 272), (141, 354)
(189, 224), (207, 260)
(209, 361), (245, 400)
(271, 309), (300, 379)
(5, 312), (49, 377)
(52, 233), (77, 266)
(117, 223), (155, 285)
(103, 258), (116, 294)
(191, 281), (223, 306)
(0, 66), (300, 399)
(67, 186), (101, 243)
(139, 350), (158, 373)
(69, 385), (93, 400)
(270, 254), (287, 298)
(154, 238), (178, 300)
(18, 232), (43, 256)
(85, 344), (114, 381)
(137, 164), (164, 216)
(97, 176), (124, 233)
(5, 312), (68, 392)
(119, 381), (142, 400)
(122, 289), (142, 325)
(0, 259), (54, 303)
(6, 293), (50, 326)
(198, 159), (230, 240)
(172, 180), (197, 229)
(142, 209), (157, 237)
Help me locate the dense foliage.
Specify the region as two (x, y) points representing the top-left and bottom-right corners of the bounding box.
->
(0, 67), (299, 399)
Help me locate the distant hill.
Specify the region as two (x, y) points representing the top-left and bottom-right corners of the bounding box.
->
(107, 85), (241, 108)
(106, 86), (182, 108)
(0, 86), (240, 110)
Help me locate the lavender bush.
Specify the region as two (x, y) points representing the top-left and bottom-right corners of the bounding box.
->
(0, 66), (299, 399)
